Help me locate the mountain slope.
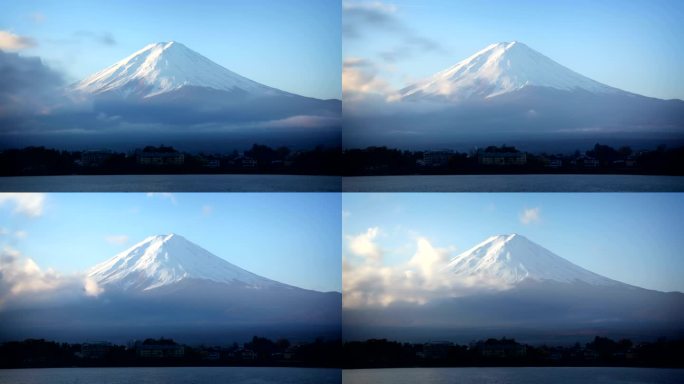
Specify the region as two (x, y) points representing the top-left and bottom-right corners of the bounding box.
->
(400, 41), (624, 101)
(73, 41), (285, 99)
(446, 234), (621, 286)
(89, 233), (284, 291)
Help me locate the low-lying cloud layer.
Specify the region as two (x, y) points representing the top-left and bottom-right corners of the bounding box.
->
(0, 246), (103, 309)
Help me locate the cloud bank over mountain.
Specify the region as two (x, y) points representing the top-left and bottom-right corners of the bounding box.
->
(343, 229), (684, 343)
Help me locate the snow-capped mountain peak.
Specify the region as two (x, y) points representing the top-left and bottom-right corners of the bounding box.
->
(446, 234), (619, 286)
(399, 41), (621, 101)
(73, 41), (283, 98)
(88, 233), (280, 291)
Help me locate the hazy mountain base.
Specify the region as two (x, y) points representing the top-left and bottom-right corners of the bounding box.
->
(0, 279), (341, 344)
(1, 90), (341, 152)
(343, 88), (684, 152)
(343, 280), (684, 344)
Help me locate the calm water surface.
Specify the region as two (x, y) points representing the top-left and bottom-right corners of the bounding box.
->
(0, 174), (341, 192)
(343, 174), (684, 192)
(343, 367), (683, 384)
(0, 367), (339, 384)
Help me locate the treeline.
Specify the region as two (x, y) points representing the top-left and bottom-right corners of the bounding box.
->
(343, 144), (684, 175)
(0, 336), (341, 369)
(342, 336), (684, 368)
(0, 144), (341, 176)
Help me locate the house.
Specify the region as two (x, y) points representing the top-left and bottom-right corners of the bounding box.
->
(135, 339), (184, 358)
(420, 150), (454, 167)
(81, 150), (113, 167)
(581, 157), (599, 168)
(477, 147), (527, 166)
(544, 159), (562, 168)
(135, 146), (184, 166)
(81, 341), (112, 359)
(475, 338), (526, 358)
(422, 341), (453, 359)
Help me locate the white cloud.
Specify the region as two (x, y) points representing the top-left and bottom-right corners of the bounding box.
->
(83, 277), (103, 297)
(255, 115), (340, 129)
(344, 228), (457, 308)
(519, 207), (541, 225)
(343, 58), (395, 100)
(0, 30), (37, 51)
(13, 230), (28, 239)
(105, 235), (129, 245)
(146, 192), (177, 205)
(0, 246), (61, 302)
(347, 227), (382, 262)
(0, 193), (46, 217)
(0, 246), (102, 307)
(342, 210), (351, 219)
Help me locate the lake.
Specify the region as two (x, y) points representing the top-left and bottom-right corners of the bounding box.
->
(343, 174), (684, 192)
(0, 174), (341, 192)
(0, 367), (340, 384)
(343, 367), (683, 384)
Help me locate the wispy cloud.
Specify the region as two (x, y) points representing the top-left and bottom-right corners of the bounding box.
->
(0, 228), (28, 240)
(0, 193), (46, 217)
(0, 31), (37, 51)
(105, 235), (129, 245)
(343, 1), (398, 38)
(520, 207), (542, 225)
(146, 193), (177, 205)
(73, 30), (117, 46)
(202, 205), (214, 216)
(343, 1), (444, 62)
(29, 12), (46, 24)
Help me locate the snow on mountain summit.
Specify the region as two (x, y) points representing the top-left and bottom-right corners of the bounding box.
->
(400, 41), (621, 101)
(73, 41), (283, 98)
(446, 234), (620, 287)
(88, 233), (281, 291)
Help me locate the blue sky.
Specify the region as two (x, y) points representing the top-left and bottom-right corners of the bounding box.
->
(344, 0), (684, 100)
(1, 0), (341, 100)
(343, 193), (684, 292)
(0, 193), (341, 292)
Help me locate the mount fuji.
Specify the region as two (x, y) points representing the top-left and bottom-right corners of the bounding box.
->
(445, 234), (622, 287)
(72, 41), (340, 126)
(0, 41), (340, 151)
(0, 234), (341, 343)
(399, 42), (624, 102)
(88, 233), (288, 291)
(344, 234), (684, 343)
(73, 42), (286, 99)
(345, 41), (684, 150)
